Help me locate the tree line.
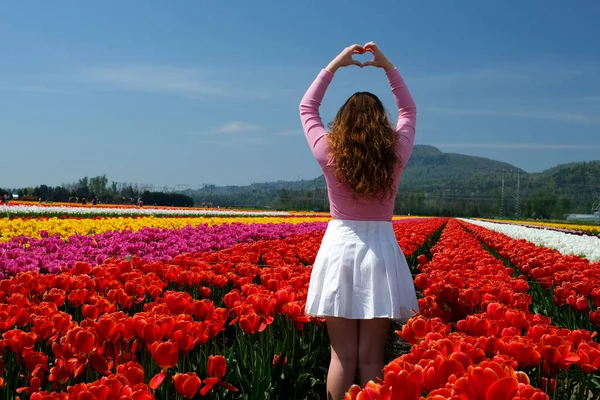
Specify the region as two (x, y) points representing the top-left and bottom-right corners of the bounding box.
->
(189, 186), (579, 220)
(2, 174), (595, 220)
(1, 175), (193, 207)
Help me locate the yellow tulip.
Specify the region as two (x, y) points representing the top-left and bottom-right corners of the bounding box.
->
(0, 216), (331, 242)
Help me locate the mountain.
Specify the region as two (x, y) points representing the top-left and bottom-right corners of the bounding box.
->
(185, 145), (600, 218)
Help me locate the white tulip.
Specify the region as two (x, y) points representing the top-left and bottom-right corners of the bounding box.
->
(461, 219), (600, 262)
(0, 204), (291, 218)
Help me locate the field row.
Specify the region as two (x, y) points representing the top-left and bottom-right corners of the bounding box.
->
(0, 204), (302, 218)
(0, 218), (447, 399)
(0, 215), (332, 242)
(1, 215), (599, 399)
(465, 219), (600, 262)
(349, 220), (599, 399)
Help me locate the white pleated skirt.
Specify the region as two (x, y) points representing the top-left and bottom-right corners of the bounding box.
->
(305, 219), (419, 320)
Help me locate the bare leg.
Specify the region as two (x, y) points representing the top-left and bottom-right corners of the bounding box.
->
(358, 318), (390, 386)
(325, 317), (358, 400)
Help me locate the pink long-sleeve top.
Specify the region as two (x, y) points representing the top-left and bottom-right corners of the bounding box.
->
(299, 68), (417, 221)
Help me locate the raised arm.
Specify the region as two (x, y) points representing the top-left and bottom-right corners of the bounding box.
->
(299, 69), (333, 161)
(387, 68), (417, 166)
(299, 45), (364, 163)
(363, 42), (417, 167)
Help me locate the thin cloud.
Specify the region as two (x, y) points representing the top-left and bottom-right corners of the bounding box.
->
(196, 136), (264, 146)
(216, 121), (263, 134)
(424, 105), (600, 125)
(275, 129), (303, 136)
(412, 68), (523, 85)
(80, 65), (227, 97)
(412, 62), (599, 86)
(59, 65), (274, 100)
(189, 121), (264, 137)
(16, 85), (82, 95)
(571, 96), (600, 104)
(236, 136), (263, 143)
(11, 64), (277, 100)
(434, 143), (600, 150)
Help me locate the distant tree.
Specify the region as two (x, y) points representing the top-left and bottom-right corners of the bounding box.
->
(525, 189), (557, 219)
(89, 175), (108, 198)
(141, 191), (193, 207)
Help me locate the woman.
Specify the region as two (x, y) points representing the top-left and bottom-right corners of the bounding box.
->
(300, 42), (419, 400)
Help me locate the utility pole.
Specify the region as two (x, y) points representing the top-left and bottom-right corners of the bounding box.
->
(500, 170), (505, 217)
(515, 172), (521, 218)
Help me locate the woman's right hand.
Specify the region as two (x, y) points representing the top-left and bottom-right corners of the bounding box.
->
(362, 42), (395, 72)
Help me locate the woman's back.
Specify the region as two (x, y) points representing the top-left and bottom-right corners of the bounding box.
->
(302, 43), (420, 400)
(299, 67), (417, 220)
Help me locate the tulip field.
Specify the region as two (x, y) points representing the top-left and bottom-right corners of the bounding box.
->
(1, 203), (600, 399)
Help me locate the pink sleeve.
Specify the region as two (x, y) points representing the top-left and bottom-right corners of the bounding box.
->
(299, 69), (334, 165)
(386, 68), (417, 167)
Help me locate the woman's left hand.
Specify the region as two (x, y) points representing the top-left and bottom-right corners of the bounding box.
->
(326, 44), (365, 73)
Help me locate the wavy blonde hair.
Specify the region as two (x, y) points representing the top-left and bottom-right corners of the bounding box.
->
(328, 92), (398, 200)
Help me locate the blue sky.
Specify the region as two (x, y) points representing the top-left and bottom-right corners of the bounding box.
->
(1, 1), (599, 189)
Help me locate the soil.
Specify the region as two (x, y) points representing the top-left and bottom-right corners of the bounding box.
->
(384, 320), (412, 364)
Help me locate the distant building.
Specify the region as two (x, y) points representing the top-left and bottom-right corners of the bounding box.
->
(566, 212), (600, 222)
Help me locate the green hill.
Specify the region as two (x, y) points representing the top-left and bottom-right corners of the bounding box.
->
(186, 145), (600, 219)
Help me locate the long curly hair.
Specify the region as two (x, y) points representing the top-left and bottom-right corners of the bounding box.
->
(328, 92), (398, 200)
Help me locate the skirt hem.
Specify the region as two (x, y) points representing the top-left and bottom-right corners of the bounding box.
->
(305, 312), (414, 321)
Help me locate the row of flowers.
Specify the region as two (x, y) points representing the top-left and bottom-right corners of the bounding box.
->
(347, 219), (600, 399)
(464, 219), (600, 262)
(1, 204), (296, 218)
(460, 220), (600, 332)
(0, 218), (448, 399)
(6, 201), (331, 217)
(474, 218), (600, 237)
(0, 221), (328, 279)
(0, 230), (326, 399)
(0, 215), (331, 242)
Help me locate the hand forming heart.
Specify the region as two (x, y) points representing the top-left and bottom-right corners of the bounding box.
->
(326, 42), (395, 74)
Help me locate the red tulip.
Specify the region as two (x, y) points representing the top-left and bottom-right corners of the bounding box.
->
(192, 299), (213, 321)
(272, 353), (288, 367)
(199, 355), (238, 395)
(239, 313), (261, 334)
(21, 350), (48, 374)
(344, 385), (362, 400)
(173, 372), (201, 398)
(223, 290), (241, 309)
(590, 310), (600, 326)
(81, 304), (100, 320)
(575, 297), (590, 312)
(207, 355), (227, 379)
(3, 329), (37, 356)
(506, 340), (541, 368)
(117, 361), (145, 386)
(71, 329), (95, 355)
(165, 291), (191, 315)
(148, 340), (178, 369)
(172, 329), (196, 353)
